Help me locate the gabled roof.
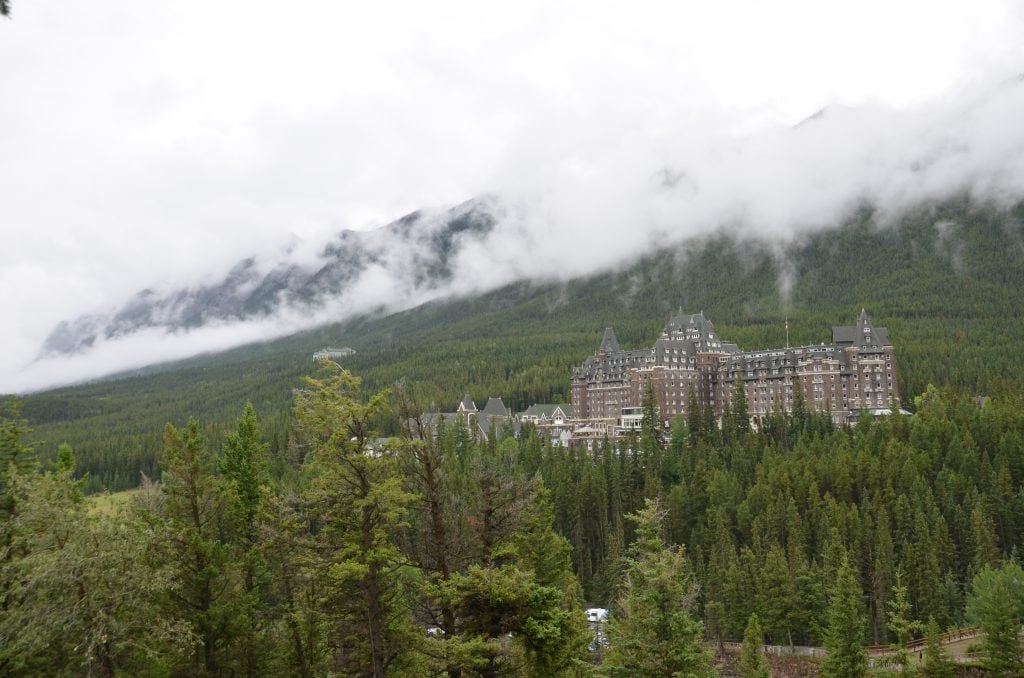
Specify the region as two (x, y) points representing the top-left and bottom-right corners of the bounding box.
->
(520, 404), (573, 419)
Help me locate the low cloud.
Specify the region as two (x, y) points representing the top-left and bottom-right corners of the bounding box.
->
(3, 1), (1024, 392)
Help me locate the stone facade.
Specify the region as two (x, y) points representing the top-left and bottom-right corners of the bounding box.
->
(571, 310), (899, 431)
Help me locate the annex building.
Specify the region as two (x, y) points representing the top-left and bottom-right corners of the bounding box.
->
(571, 309), (899, 435)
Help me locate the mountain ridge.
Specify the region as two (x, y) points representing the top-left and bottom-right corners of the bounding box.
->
(40, 196), (501, 357)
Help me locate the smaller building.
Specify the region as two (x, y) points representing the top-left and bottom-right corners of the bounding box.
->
(418, 395), (518, 440)
(518, 404), (574, 447)
(313, 347), (356, 360)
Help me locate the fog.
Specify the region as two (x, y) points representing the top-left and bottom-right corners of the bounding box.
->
(2, 0), (1024, 393)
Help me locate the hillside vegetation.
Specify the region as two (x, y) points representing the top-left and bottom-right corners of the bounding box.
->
(3, 197), (1024, 674)
(15, 197), (1024, 493)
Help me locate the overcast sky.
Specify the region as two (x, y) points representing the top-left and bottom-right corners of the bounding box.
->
(3, 0), (1024, 393)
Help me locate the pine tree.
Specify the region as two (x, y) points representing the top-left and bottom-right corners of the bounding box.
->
(0, 450), (192, 675)
(870, 508), (896, 645)
(886, 567), (920, 674)
(686, 391), (704, 445)
(259, 494), (327, 677)
(756, 544), (796, 645)
(968, 502), (1001, 575)
(919, 617), (955, 678)
(603, 498), (713, 677)
(965, 562), (1024, 677)
(822, 555), (867, 678)
(221, 402), (270, 533)
(435, 439), (588, 678)
(294, 364), (418, 677)
(738, 613), (771, 678)
(151, 418), (245, 675)
(219, 402), (273, 677)
(1, 397), (34, 554)
(0, 397), (35, 657)
(732, 377), (750, 441)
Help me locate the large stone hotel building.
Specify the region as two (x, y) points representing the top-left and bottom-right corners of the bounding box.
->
(571, 310), (898, 433)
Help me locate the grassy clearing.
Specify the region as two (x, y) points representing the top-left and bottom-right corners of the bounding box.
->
(87, 487), (140, 515)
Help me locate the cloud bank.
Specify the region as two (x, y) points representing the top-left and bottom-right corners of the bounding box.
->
(2, 0), (1024, 392)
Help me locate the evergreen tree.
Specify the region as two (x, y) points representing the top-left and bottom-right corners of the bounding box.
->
(0, 397), (34, 515)
(756, 544), (796, 645)
(294, 364), (418, 677)
(919, 616), (955, 678)
(886, 567), (920, 674)
(150, 418), (245, 675)
(219, 402), (273, 676)
(221, 402), (270, 533)
(393, 383), (465, 675)
(793, 560), (827, 646)
(0, 397), (34, 606)
(732, 377), (750, 441)
(822, 555), (867, 678)
(638, 382), (663, 499)
(965, 562), (1024, 677)
(968, 502), (1001, 575)
(0, 397), (35, 670)
(603, 499), (713, 677)
(907, 510), (944, 623)
(260, 493), (328, 677)
(0, 453), (192, 675)
(435, 440), (588, 677)
(738, 613), (770, 678)
(686, 391), (704, 445)
(870, 508), (896, 645)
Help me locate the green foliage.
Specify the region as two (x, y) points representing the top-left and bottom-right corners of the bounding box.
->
(20, 199), (1024, 499)
(0, 396), (34, 520)
(416, 433), (589, 677)
(294, 363), (418, 676)
(0, 448), (193, 676)
(149, 418), (248, 675)
(919, 617), (955, 678)
(822, 556), (868, 678)
(603, 498), (713, 677)
(887, 568), (920, 673)
(220, 401), (270, 531)
(965, 562), (1024, 676)
(8, 197), (1024, 672)
(738, 613), (771, 678)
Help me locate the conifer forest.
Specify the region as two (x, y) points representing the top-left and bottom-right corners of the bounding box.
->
(3, 202), (1024, 675)
(3, 366), (1024, 675)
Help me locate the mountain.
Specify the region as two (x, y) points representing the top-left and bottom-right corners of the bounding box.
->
(14, 196), (1024, 493)
(40, 196), (500, 356)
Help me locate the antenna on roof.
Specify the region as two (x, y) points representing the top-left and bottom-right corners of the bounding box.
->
(785, 316), (790, 349)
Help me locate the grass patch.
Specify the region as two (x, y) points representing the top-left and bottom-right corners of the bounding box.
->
(87, 488), (140, 515)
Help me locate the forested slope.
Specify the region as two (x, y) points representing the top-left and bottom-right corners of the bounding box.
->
(15, 197), (1024, 492)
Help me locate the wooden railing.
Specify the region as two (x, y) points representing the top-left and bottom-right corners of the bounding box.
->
(865, 626), (980, 656)
(719, 626), (982, 661)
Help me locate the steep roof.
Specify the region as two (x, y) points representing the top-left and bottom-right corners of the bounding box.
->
(654, 310), (736, 359)
(477, 398), (517, 439)
(832, 309), (890, 348)
(458, 395), (477, 412)
(599, 327), (621, 354)
(481, 397), (510, 417)
(663, 310), (713, 336)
